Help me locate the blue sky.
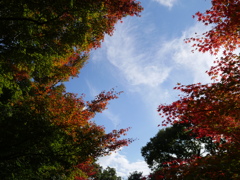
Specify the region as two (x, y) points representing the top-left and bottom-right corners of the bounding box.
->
(65, 0), (214, 178)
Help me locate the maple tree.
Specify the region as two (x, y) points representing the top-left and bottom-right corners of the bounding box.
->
(0, 86), (132, 179)
(148, 0), (240, 179)
(156, 55), (240, 179)
(187, 0), (240, 55)
(0, 0), (143, 101)
(0, 0), (143, 179)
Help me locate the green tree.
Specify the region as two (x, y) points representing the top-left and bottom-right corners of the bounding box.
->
(127, 171), (144, 180)
(94, 166), (121, 180)
(0, 88), (132, 179)
(0, 0), (143, 179)
(0, 0), (143, 101)
(141, 123), (218, 171)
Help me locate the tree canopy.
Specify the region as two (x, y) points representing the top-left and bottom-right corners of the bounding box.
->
(141, 123), (219, 171)
(94, 166), (122, 180)
(0, 0), (143, 101)
(127, 171), (145, 180)
(153, 0), (240, 179)
(0, 0), (143, 179)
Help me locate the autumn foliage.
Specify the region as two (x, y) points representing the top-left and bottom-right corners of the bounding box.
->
(187, 0), (240, 55)
(151, 0), (240, 179)
(0, 0), (143, 100)
(0, 0), (142, 179)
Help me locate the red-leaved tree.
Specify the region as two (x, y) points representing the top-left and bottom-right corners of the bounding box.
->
(154, 0), (240, 179)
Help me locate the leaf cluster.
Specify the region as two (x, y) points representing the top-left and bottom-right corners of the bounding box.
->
(0, 0), (143, 179)
(144, 0), (240, 179)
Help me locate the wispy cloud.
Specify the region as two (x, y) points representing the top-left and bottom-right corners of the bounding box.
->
(97, 151), (150, 179)
(102, 110), (121, 129)
(91, 18), (216, 129)
(156, 23), (214, 84)
(153, 0), (178, 8)
(86, 80), (99, 98)
(141, 24), (214, 122)
(103, 20), (172, 88)
(101, 19), (214, 106)
(86, 80), (121, 127)
(102, 20), (213, 91)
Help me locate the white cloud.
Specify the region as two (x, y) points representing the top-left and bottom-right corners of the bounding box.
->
(93, 17), (236, 94)
(97, 151), (150, 179)
(104, 21), (172, 88)
(102, 20), (214, 92)
(102, 110), (121, 128)
(153, 0), (178, 8)
(86, 80), (99, 98)
(156, 23), (214, 84)
(95, 19), (215, 126)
